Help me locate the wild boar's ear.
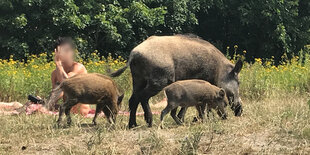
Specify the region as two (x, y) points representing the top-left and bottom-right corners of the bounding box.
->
(217, 88), (225, 100)
(232, 59), (243, 74)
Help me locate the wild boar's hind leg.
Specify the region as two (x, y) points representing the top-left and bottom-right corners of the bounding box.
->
(170, 108), (182, 125)
(128, 72), (147, 128)
(129, 80), (167, 128)
(177, 107), (187, 123)
(140, 88), (165, 127)
(128, 93), (139, 128)
(160, 101), (178, 124)
(129, 63), (175, 128)
(139, 78), (173, 127)
(160, 104), (172, 123)
(141, 98), (153, 127)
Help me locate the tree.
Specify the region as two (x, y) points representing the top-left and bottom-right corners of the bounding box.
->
(0, 0), (309, 60)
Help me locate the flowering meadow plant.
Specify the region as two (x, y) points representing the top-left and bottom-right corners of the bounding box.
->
(1, 47), (310, 102)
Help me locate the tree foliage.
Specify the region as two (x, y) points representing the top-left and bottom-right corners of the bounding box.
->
(0, 0), (309, 60)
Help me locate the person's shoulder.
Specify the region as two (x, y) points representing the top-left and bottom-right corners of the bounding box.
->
(73, 62), (85, 68)
(73, 62), (87, 73)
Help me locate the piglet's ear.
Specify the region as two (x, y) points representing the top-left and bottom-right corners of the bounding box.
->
(232, 59), (243, 74)
(217, 89), (225, 100)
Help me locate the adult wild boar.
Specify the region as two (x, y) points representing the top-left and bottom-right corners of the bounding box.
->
(110, 35), (243, 128)
(47, 73), (124, 126)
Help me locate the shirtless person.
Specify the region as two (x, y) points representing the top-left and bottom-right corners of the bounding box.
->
(51, 37), (91, 115)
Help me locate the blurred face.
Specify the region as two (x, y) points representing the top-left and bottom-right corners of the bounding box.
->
(59, 43), (75, 64)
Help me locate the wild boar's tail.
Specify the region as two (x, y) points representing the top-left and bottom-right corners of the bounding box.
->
(45, 83), (63, 110)
(108, 56), (132, 77)
(109, 65), (128, 77)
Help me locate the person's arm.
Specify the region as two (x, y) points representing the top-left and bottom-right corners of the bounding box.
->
(54, 47), (69, 81)
(51, 70), (58, 89)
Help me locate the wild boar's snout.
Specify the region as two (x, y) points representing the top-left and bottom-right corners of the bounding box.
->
(233, 97), (243, 116)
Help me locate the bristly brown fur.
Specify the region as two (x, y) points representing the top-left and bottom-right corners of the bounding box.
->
(160, 79), (228, 125)
(54, 73), (124, 126)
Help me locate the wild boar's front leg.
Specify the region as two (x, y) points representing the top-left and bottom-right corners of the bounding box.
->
(128, 93), (139, 128)
(217, 105), (227, 120)
(102, 105), (116, 124)
(64, 99), (78, 126)
(57, 106), (64, 126)
(93, 104), (103, 125)
(195, 104), (206, 123)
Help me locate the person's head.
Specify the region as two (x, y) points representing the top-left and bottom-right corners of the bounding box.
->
(54, 37), (76, 65)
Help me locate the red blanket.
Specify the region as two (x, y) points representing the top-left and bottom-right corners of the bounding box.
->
(0, 102), (161, 117)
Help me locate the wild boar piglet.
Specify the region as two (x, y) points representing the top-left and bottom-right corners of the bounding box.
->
(160, 79), (228, 125)
(47, 73), (124, 126)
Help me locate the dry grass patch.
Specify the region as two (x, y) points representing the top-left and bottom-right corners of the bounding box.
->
(1, 95), (310, 154)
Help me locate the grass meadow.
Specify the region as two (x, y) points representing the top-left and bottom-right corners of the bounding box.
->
(1, 46), (310, 154)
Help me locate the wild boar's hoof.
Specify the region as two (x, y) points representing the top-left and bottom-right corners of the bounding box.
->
(234, 105), (243, 116)
(147, 123), (152, 128)
(128, 123), (139, 129)
(221, 114), (227, 120)
(146, 118), (153, 127)
(67, 119), (72, 126)
(192, 117), (199, 122)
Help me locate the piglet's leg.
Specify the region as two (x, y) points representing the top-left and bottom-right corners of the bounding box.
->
(177, 107), (187, 123)
(65, 106), (73, 125)
(93, 104), (103, 125)
(170, 108), (182, 125)
(217, 106), (227, 120)
(64, 99), (78, 126)
(196, 104), (206, 123)
(206, 106), (212, 118)
(160, 104), (173, 122)
(102, 105), (116, 124)
(57, 106), (64, 126)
